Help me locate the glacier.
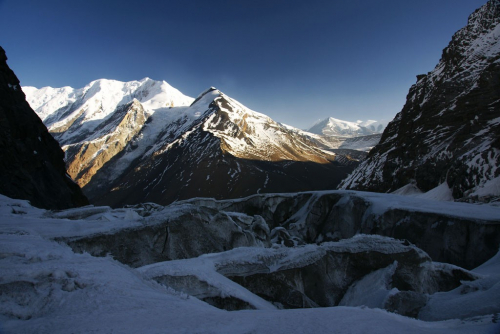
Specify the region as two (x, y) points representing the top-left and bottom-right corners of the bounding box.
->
(1, 190), (500, 333)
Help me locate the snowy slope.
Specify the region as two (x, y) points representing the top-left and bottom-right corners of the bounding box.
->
(22, 79), (198, 189)
(23, 77), (194, 146)
(202, 89), (337, 163)
(29, 85), (359, 206)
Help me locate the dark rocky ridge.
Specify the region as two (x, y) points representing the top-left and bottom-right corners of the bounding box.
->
(0, 46), (88, 209)
(340, 0), (500, 201)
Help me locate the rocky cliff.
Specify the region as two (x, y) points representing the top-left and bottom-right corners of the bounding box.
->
(0, 46), (88, 209)
(340, 0), (500, 201)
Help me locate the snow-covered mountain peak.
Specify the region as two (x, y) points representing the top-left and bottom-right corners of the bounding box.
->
(24, 77), (194, 124)
(22, 79), (367, 206)
(197, 91), (335, 163)
(190, 87), (222, 107)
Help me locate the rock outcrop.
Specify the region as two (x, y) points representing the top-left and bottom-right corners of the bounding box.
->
(340, 0), (500, 201)
(64, 99), (147, 188)
(0, 46), (88, 209)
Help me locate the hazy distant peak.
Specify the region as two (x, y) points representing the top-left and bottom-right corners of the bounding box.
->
(307, 117), (386, 138)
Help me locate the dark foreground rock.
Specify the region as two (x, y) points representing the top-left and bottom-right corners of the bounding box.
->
(0, 46), (88, 209)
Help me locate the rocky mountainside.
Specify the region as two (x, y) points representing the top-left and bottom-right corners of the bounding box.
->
(340, 0), (500, 201)
(0, 46), (88, 209)
(25, 84), (364, 206)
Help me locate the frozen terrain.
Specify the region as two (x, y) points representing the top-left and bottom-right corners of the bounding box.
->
(1, 191), (499, 333)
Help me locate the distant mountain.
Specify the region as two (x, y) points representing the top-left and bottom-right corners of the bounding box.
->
(0, 46), (88, 209)
(340, 0), (500, 202)
(307, 117), (387, 138)
(25, 83), (361, 206)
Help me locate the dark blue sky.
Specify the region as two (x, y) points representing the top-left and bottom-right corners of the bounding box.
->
(0, 0), (487, 128)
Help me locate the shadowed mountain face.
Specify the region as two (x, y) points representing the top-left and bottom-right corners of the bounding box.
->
(0, 46), (88, 209)
(340, 0), (500, 201)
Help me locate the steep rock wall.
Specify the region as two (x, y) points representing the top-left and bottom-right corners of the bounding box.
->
(0, 46), (88, 209)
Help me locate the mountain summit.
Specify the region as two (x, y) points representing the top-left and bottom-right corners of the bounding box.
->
(340, 0), (500, 201)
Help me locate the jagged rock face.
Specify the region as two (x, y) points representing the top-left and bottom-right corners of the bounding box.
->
(340, 0), (500, 200)
(183, 191), (500, 269)
(0, 46), (88, 209)
(80, 88), (360, 206)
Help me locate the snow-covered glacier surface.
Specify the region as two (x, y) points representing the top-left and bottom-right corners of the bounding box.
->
(1, 191), (500, 333)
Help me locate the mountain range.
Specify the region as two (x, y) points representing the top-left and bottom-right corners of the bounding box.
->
(23, 80), (385, 206)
